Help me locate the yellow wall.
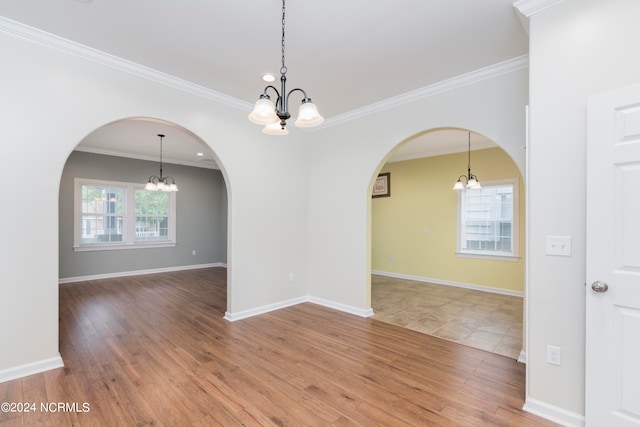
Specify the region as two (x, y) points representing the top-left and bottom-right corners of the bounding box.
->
(372, 147), (525, 293)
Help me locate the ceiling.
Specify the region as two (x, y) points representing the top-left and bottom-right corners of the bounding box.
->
(0, 0), (526, 167)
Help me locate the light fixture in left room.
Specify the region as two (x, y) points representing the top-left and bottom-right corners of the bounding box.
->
(145, 134), (178, 192)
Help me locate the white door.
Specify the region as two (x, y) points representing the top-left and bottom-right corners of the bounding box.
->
(586, 83), (640, 426)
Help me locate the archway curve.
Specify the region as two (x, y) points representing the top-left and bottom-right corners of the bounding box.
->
(367, 126), (520, 190)
(58, 115), (233, 314)
(365, 125), (526, 358)
(73, 116), (229, 180)
(366, 125), (522, 280)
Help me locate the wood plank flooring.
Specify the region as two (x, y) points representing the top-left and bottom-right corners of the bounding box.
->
(0, 267), (557, 426)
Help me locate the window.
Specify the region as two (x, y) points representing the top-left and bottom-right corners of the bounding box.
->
(457, 179), (519, 260)
(135, 189), (170, 242)
(74, 178), (176, 251)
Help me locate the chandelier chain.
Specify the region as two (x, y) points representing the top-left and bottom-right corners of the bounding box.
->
(159, 134), (164, 179)
(280, 0), (287, 75)
(467, 132), (471, 173)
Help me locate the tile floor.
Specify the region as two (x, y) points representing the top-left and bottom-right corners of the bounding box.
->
(371, 274), (524, 359)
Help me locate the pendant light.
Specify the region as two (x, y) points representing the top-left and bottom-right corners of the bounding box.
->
(453, 131), (481, 190)
(145, 134), (178, 192)
(248, 0), (324, 134)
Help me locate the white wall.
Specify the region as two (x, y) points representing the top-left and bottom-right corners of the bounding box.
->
(306, 68), (529, 310)
(0, 31), (311, 375)
(526, 0), (640, 418)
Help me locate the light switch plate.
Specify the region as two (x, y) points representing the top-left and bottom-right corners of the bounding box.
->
(545, 235), (572, 256)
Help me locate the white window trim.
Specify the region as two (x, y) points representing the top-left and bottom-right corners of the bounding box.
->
(456, 178), (520, 260)
(73, 178), (177, 252)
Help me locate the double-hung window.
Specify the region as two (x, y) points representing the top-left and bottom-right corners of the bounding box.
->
(74, 178), (176, 251)
(457, 179), (519, 260)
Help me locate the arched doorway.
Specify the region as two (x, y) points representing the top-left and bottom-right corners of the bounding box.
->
(369, 128), (526, 360)
(58, 117), (230, 312)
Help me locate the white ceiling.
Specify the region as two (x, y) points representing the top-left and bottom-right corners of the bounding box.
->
(74, 118), (220, 169)
(387, 130), (496, 163)
(0, 0), (525, 167)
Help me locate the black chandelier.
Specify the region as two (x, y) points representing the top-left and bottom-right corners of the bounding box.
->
(453, 131), (481, 190)
(145, 134), (178, 192)
(248, 0), (324, 135)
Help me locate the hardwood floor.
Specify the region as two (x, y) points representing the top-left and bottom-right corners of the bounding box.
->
(0, 268), (556, 426)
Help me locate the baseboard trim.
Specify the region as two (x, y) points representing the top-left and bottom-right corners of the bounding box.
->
(308, 296), (374, 318)
(0, 354), (64, 384)
(371, 270), (524, 297)
(225, 296), (373, 322)
(224, 297), (308, 321)
(518, 350), (527, 364)
(59, 263), (226, 284)
(523, 397), (584, 427)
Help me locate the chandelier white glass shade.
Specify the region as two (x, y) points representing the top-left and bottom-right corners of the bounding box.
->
(262, 120), (289, 136)
(248, 0), (324, 135)
(453, 131), (481, 190)
(145, 134), (178, 192)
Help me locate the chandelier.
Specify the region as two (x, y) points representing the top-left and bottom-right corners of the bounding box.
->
(145, 134), (178, 192)
(453, 131), (481, 190)
(248, 0), (324, 135)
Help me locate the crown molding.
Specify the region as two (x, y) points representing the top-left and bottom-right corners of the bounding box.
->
(387, 140), (498, 163)
(1, 16), (529, 132)
(513, 0), (567, 17)
(73, 146), (220, 170)
(0, 16), (252, 112)
(317, 54), (529, 130)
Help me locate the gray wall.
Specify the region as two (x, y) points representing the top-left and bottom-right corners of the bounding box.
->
(59, 151), (227, 279)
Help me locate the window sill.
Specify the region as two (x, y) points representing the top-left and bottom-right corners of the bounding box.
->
(73, 242), (176, 252)
(455, 252), (520, 262)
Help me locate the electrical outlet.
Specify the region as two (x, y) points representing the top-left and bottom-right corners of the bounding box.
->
(546, 345), (561, 365)
(192, 250), (196, 256)
(288, 273), (294, 282)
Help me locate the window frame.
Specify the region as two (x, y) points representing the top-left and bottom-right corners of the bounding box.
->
(456, 178), (520, 261)
(73, 178), (177, 252)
